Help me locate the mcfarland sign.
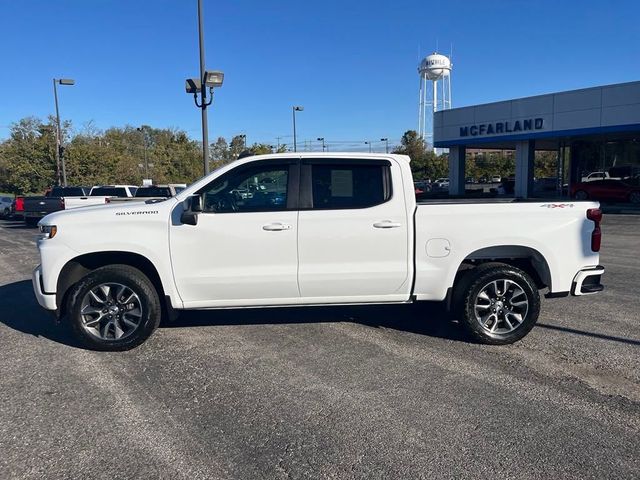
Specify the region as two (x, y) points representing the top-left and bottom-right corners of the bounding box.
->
(460, 118), (544, 137)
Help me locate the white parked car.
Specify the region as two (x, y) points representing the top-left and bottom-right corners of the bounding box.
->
(434, 178), (450, 189)
(33, 153), (605, 351)
(0, 196), (13, 217)
(581, 172), (611, 182)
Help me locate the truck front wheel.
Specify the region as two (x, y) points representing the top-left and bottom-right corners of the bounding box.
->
(66, 265), (161, 351)
(456, 263), (540, 345)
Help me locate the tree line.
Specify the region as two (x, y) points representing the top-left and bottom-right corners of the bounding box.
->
(0, 117), (559, 195)
(0, 117), (281, 194)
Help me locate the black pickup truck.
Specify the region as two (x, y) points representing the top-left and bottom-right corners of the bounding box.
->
(23, 186), (88, 225)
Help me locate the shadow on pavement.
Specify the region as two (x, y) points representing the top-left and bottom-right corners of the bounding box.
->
(3, 279), (636, 348)
(0, 280), (80, 348)
(537, 323), (640, 346)
(1, 221), (37, 230)
(171, 302), (468, 342)
(0, 279), (466, 346)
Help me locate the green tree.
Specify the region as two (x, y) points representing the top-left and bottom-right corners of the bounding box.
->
(249, 143), (274, 155)
(0, 117), (58, 194)
(392, 130), (449, 180)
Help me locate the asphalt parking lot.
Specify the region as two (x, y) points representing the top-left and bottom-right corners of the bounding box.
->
(0, 216), (638, 479)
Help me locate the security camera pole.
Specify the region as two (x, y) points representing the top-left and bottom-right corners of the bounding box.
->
(197, 0), (209, 175)
(53, 78), (74, 186)
(186, 0), (224, 176)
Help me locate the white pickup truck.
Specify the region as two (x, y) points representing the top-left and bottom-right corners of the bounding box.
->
(32, 153), (605, 351)
(63, 185), (138, 209)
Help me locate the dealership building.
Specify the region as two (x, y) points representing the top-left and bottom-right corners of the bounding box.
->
(433, 80), (640, 197)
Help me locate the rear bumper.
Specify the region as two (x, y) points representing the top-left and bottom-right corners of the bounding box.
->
(32, 265), (57, 311)
(571, 265), (605, 296)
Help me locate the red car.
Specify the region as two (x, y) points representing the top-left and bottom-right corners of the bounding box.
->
(571, 179), (640, 204)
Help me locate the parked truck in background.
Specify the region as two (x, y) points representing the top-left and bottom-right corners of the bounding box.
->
(62, 185), (138, 210)
(22, 186), (89, 225)
(108, 184), (186, 204)
(33, 153), (605, 351)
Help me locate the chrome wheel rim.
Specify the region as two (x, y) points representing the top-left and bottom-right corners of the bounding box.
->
(80, 283), (143, 341)
(474, 279), (529, 335)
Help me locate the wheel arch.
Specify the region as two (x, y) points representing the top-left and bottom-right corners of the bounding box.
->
(456, 245), (552, 290)
(57, 251), (167, 319)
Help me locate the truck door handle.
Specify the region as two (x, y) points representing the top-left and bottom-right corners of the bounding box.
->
(373, 221), (402, 229)
(262, 222), (292, 231)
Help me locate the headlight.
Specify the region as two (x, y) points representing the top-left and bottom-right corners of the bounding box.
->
(38, 225), (57, 239)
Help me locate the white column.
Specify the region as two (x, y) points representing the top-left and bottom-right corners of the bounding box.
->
(448, 146), (466, 196)
(515, 140), (535, 198)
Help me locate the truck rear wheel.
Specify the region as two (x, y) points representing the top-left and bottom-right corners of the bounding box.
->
(66, 265), (161, 351)
(456, 263), (540, 345)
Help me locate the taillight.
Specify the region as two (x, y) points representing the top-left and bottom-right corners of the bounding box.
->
(105, 198), (111, 204)
(16, 197), (24, 212)
(587, 208), (602, 252)
(60, 197), (65, 209)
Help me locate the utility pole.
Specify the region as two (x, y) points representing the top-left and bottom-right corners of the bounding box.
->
(137, 127), (149, 178)
(292, 106), (303, 152)
(197, 0), (210, 174)
(52, 78), (74, 186)
(380, 137), (389, 153)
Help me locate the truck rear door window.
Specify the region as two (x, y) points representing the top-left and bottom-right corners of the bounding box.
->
(311, 164), (391, 209)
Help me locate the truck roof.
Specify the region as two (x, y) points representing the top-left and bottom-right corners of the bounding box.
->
(247, 152), (411, 163)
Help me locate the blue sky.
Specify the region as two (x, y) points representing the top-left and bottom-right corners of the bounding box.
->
(1, 0), (639, 150)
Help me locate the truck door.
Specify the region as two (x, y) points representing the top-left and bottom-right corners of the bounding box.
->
(297, 158), (411, 302)
(170, 159), (300, 308)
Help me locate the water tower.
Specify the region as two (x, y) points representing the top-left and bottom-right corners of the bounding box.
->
(418, 53), (452, 150)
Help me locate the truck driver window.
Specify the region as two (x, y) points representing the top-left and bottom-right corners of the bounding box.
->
(311, 164), (390, 209)
(202, 164), (289, 213)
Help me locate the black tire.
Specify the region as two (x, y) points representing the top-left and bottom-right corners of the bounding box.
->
(574, 190), (589, 200)
(454, 263), (540, 345)
(66, 264), (161, 351)
(25, 217), (39, 227)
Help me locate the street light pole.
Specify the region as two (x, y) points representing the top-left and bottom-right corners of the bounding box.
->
(317, 137), (325, 152)
(197, 0), (210, 175)
(137, 127), (149, 178)
(365, 141), (372, 153)
(53, 79), (62, 186)
(380, 137), (389, 153)
(292, 106), (303, 152)
(52, 78), (74, 186)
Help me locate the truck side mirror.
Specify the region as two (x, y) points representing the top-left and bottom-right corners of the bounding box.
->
(180, 194), (203, 225)
(191, 194), (203, 212)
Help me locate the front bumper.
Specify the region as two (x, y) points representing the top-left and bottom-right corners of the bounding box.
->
(571, 265), (605, 296)
(32, 265), (57, 310)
